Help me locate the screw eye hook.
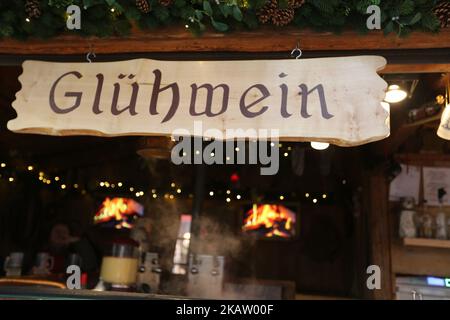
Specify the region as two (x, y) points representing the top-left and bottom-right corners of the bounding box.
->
(86, 51), (96, 63)
(86, 44), (96, 63)
(291, 42), (302, 60)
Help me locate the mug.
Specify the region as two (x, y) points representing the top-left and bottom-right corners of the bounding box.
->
(4, 252), (24, 277)
(33, 252), (54, 275)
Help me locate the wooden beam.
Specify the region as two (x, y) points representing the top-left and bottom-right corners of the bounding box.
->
(366, 171), (394, 299)
(0, 27), (449, 55)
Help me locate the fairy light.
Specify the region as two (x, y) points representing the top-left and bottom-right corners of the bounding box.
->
(169, 194), (174, 200)
(209, 191), (214, 196)
(73, 184), (79, 189)
(226, 197), (231, 203)
(61, 184), (66, 190)
(236, 194), (241, 200)
(171, 182), (176, 188)
(8, 177), (14, 182)
(1, 163), (6, 168)
(305, 193), (310, 198)
(118, 182), (123, 187)
(54, 176), (60, 181)
(176, 188), (181, 194)
(322, 194), (327, 199)
(283, 152), (288, 157)
(313, 198), (318, 204)
(152, 193), (157, 199)
(25, 18), (30, 23)
(279, 195), (284, 200)
(226, 190), (231, 194)
(129, 187), (134, 192)
(235, 147), (240, 152)
(27, 165), (34, 171)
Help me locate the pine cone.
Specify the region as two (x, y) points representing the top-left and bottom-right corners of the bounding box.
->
(288, 0), (305, 9)
(257, 0), (278, 24)
(257, 0), (298, 26)
(434, 1), (450, 28)
(158, 0), (173, 7)
(272, 8), (295, 27)
(25, 0), (41, 19)
(136, 0), (151, 13)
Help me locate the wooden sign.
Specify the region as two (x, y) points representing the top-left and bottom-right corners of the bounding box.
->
(8, 56), (389, 146)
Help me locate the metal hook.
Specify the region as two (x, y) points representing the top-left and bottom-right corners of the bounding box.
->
(86, 44), (96, 63)
(86, 51), (96, 63)
(291, 42), (302, 60)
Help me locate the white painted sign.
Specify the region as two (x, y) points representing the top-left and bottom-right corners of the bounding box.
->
(8, 56), (389, 146)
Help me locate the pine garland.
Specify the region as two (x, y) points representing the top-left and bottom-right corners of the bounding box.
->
(0, 0), (443, 40)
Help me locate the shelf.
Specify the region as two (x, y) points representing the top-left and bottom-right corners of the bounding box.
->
(403, 237), (450, 249)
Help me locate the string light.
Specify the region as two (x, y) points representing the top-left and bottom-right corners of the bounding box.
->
(8, 177), (14, 182)
(313, 198), (318, 204)
(152, 193), (157, 199)
(171, 182), (176, 188)
(25, 18), (30, 23)
(54, 176), (60, 181)
(236, 194), (241, 200)
(279, 195), (284, 200)
(176, 188), (182, 194)
(226, 190), (231, 194)
(118, 182), (123, 187)
(61, 184), (66, 189)
(322, 194), (327, 199)
(129, 187), (134, 192)
(226, 197), (231, 203)
(1, 163), (6, 168)
(305, 193), (310, 198)
(73, 184), (79, 189)
(283, 152), (289, 157)
(27, 166), (34, 171)
(209, 191), (214, 196)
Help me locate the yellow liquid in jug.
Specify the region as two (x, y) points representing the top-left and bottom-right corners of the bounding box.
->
(100, 256), (138, 285)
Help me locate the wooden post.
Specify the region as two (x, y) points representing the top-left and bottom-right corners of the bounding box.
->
(365, 170), (394, 299)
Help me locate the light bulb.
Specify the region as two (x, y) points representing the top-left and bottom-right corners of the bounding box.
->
(310, 142), (329, 150)
(384, 85), (407, 103)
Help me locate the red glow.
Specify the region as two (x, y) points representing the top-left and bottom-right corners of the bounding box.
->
(230, 172), (240, 183)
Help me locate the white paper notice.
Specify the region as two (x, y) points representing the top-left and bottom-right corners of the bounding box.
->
(389, 164), (420, 202)
(423, 167), (450, 206)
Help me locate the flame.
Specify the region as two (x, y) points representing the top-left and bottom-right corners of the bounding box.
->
(243, 204), (296, 238)
(94, 197), (143, 226)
